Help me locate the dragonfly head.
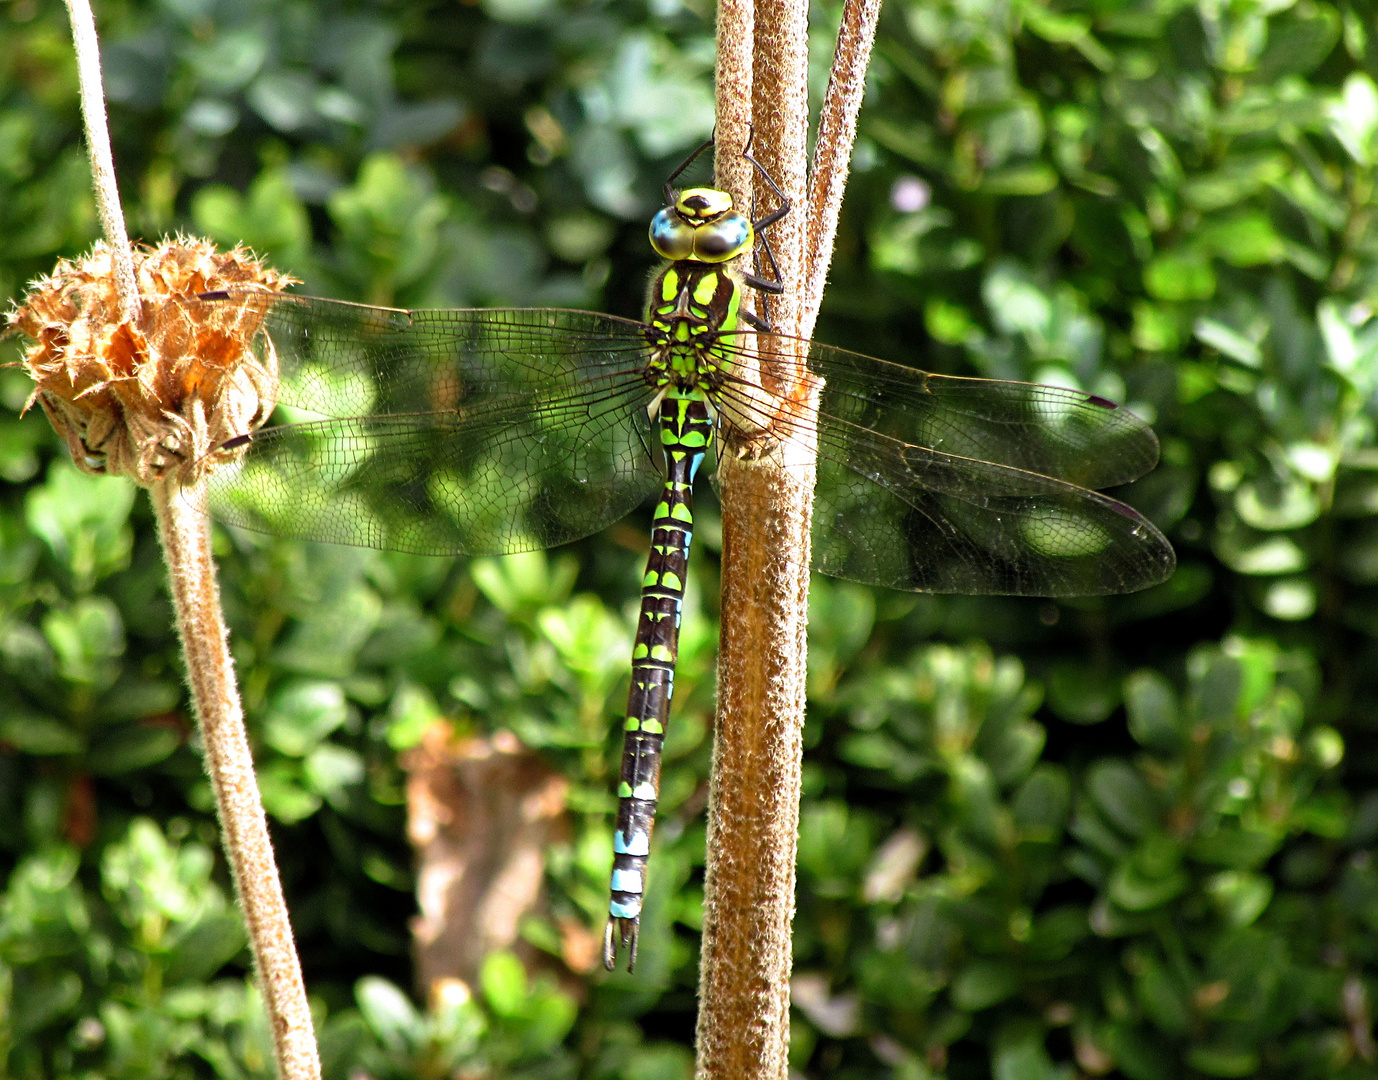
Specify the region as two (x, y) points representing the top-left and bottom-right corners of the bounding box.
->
(650, 186), (754, 265)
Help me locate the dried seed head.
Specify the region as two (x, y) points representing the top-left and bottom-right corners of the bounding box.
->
(7, 237), (294, 488)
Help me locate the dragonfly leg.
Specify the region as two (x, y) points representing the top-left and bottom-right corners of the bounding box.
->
(740, 146), (791, 301)
(742, 308), (772, 332)
(742, 145), (792, 235)
(741, 271), (784, 297)
(664, 136), (716, 206)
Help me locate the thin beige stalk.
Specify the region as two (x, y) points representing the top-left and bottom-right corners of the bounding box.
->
(57, 4), (319, 1076)
(696, 0), (812, 1077)
(749, 0), (810, 337)
(154, 478), (320, 1080)
(712, 0), (753, 198)
(801, 0), (883, 341)
(697, 0), (880, 1074)
(61, 0), (139, 323)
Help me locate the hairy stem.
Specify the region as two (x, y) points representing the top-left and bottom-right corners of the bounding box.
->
(802, 0), (883, 340)
(713, 0), (754, 200)
(61, 0), (140, 322)
(61, 0), (319, 1073)
(153, 479), (320, 1080)
(698, 0), (879, 1073)
(697, 0), (812, 1077)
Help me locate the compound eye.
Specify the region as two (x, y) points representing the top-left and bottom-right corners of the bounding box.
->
(693, 212), (752, 263)
(649, 207), (695, 260)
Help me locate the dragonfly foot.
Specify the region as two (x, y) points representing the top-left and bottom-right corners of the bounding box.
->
(603, 916), (639, 972)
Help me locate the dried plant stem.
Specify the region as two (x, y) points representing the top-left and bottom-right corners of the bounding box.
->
(697, 446), (816, 1080)
(153, 478), (320, 1080)
(749, 0), (810, 337)
(59, 0), (319, 1074)
(802, 0), (883, 340)
(61, 0), (139, 323)
(698, 0), (880, 1074)
(697, 1), (812, 1077)
(712, 0), (754, 209)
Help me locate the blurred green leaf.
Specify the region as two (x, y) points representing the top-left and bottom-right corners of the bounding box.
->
(952, 960), (1019, 1011)
(1087, 761), (1158, 838)
(1124, 670), (1181, 751)
(42, 596), (124, 688)
(355, 975), (421, 1052)
(164, 913), (247, 985)
(261, 680), (348, 756)
(24, 462), (134, 587)
(1145, 250), (1216, 301)
(192, 167), (312, 273)
(0, 713), (84, 755)
(86, 723), (180, 775)
(1046, 664), (1118, 725)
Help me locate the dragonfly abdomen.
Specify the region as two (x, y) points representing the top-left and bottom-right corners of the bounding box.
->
(604, 389), (713, 972)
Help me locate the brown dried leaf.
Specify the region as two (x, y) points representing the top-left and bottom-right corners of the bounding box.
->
(404, 724), (572, 992)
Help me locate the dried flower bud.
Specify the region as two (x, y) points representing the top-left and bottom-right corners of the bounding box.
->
(7, 237), (294, 487)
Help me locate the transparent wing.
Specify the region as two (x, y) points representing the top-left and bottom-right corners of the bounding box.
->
(177, 293), (1174, 593)
(178, 293), (663, 555)
(711, 335), (1175, 596)
(728, 337), (1162, 488)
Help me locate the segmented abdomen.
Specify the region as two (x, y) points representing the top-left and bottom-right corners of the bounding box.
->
(604, 389), (712, 971)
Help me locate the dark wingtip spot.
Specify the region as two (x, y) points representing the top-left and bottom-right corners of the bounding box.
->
(219, 433), (253, 451)
(1086, 394), (1118, 409)
(197, 290), (232, 301)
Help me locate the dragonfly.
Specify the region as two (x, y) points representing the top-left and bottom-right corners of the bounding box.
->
(185, 140), (1175, 973)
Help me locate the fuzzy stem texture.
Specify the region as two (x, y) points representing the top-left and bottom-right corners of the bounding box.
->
(712, 0), (753, 200)
(61, 0), (139, 323)
(60, 0), (317, 1072)
(695, 0), (812, 1076)
(801, 0), (883, 340)
(153, 478), (320, 1080)
(698, 0), (880, 1074)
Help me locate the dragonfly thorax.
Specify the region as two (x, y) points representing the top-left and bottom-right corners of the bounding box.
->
(644, 262), (743, 387)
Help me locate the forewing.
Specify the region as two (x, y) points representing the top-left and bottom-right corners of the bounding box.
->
(792, 339), (1160, 488)
(190, 294), (662, 555)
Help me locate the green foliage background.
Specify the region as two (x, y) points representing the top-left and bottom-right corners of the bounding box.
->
(2, 0), (1377, 1075)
